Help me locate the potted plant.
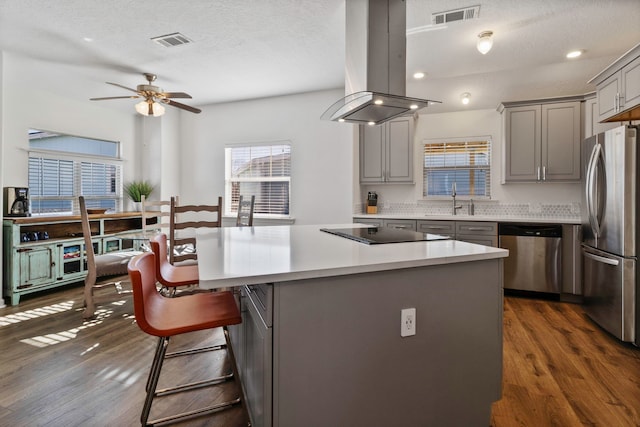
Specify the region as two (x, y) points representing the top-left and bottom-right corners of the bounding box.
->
(124, 180), (154, 210)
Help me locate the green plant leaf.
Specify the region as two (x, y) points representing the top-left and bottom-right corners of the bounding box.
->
(124, 181), (154, 202)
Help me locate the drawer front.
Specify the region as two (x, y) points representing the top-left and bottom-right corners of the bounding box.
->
(245, 283), (273, 327)
(384, 219), (417, 231)
(353, 217), (383, 227)
(456, 235), (498, 247)
(456, 221), (498, 236)
(417, 220), (456, 237)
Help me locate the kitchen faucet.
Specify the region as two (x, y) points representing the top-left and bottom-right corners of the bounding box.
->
(452, 184), (462, 215)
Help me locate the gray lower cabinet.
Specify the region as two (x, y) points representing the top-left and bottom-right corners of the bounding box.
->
(416, 220), (498, 246)
(455, 221), (498, 247)
(383, 219), (416, 231)
(352, 218), (417, 231)
(229, 285), (273, 427)
(230, 263), (504, 426)
(352, 217), (383, 227)
(417, 220), (455, 238)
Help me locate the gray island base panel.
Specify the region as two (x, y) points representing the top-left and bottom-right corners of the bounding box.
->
(271, 260), (502, 427)
(196, 225), (506, 427)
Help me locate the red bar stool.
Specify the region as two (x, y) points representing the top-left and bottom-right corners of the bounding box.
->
(127, 251), (242, 426)
(149, 233), (199, 295)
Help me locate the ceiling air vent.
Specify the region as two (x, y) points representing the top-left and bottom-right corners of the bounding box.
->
(432, 5), (480, 25)
(151, 32), (192, 48)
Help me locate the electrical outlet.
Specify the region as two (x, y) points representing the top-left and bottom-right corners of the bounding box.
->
(401, 308), (416, 337)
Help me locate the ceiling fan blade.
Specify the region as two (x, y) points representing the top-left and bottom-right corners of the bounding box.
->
(161, 92), (192, 99)
(164, 99), (202, 114)
(106, 82), (140, 94)
(90, 95), (140, 100)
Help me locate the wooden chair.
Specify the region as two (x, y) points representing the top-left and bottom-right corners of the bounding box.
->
(169, 196), (222, 264)
(79, 196), (141, 319)
(141, 194), (172, 237)
(127, 251), (242, 426)
(149, 233), (199, 295)
(236, 195), (255, 226)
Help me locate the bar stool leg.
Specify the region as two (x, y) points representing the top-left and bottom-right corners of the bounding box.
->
(142, 336), (170, 425)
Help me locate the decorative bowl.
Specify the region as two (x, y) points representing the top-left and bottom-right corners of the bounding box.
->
(87, 208), (109, 214)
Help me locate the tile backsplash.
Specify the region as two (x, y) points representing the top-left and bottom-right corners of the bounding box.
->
(355, 200), (581, 220)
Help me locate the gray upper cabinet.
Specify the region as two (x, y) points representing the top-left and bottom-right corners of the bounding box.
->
(500, 98), (582, 183)
(593, 48), (640, 123)
(584, 94), (620, 138)
(359, 116), (414, 183)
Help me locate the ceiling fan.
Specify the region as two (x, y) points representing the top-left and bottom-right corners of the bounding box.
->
(90, 73), (201, 116)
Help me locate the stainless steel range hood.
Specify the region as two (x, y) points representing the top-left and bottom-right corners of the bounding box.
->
(322, 0), (440, 125)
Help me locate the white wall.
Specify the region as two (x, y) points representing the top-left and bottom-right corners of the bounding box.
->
(359, 108), (581, 209)
(1, 53), (139, 190)
(177, 89), (354, 225)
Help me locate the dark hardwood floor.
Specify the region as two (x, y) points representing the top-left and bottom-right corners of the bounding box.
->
(0, 283), (638, 426)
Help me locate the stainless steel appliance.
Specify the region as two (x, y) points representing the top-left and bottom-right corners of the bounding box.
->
(499, 224), (562, 293)
(4, 187), (30, 217)
(582, 124), (639, 346)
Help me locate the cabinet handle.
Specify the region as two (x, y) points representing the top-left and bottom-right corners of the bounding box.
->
(466, 227), (489, 231)
(17, 248), (33, 253)
(619, 93), (624, 110)
(537, 166), (541, 181)
(542, 166), (546, 181)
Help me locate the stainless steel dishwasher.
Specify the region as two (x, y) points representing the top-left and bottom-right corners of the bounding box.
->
(498, 224), (562, 293)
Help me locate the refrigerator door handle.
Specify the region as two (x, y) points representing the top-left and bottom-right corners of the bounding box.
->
(585, 143), (601, 236)
(583, 251), (620, 266)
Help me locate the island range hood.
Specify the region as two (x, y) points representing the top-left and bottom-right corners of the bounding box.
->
(322, 0), (440, 125)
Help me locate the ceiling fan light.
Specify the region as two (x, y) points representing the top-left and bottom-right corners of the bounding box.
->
(461, 92), (471, 105)
(477, 31), (493, 55)
(135, 100), (165, 117)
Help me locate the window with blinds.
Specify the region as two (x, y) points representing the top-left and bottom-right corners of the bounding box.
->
(225, 143), (291, 217)
(423, 137), (491, 198)
(28, 130), (122, 215)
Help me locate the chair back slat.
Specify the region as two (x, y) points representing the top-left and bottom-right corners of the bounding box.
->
(169, 196), (222, 264)
(141, 195), (172, 235)
(236, 195), (255, 227)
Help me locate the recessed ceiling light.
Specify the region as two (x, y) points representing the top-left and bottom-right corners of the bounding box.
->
(566, 50), (583, 59)
(83, 37), (94, 42)
(460, 92), (471, 105)
(368, 121), (376, 126)
(338, 118), (345, 122)
(413, 72), (426, 79)
(374, 99), (384, 105)
(410, 104), (419, 110)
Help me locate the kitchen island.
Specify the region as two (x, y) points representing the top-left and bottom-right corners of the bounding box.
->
(197, 225), (508, 427)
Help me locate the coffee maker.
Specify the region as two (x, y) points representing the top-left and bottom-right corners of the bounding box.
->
(4, 187), (31, 217)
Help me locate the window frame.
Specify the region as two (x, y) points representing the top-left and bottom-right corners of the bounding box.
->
(422, 136), (492, 200)
(224, 141), (292, 219)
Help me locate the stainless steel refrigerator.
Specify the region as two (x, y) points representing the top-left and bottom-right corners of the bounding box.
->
(582, 124), (639, 346)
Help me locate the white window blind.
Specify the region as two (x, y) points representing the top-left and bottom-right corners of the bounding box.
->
(423, 138), (491, 198)
(225, 143), (291, 217)
(29, 150), (122, 215)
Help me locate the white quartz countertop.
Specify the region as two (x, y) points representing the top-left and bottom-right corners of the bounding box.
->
(354, 213), (581, 225)
(196, 224), (508, 289)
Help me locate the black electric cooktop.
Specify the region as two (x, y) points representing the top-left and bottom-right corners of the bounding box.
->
(320, 227), (449, 245)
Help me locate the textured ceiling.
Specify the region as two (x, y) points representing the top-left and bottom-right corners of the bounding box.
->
(0, 0), (639, 115)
